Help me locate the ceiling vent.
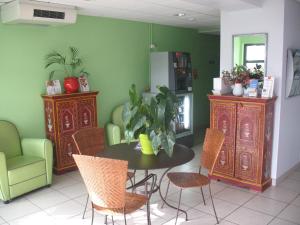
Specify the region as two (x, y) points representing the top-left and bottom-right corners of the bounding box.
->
(1, 0), (77, 25)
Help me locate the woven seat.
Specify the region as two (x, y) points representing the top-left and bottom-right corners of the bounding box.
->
(72, 127), (135, 182)
(167, 172), (209, 188)
(163, 128), (225, 225)
(72, 127), (105, 156)
(94, 192), (148, 215)
(72, 127), (136, 220)
(73, 154), (155, 225)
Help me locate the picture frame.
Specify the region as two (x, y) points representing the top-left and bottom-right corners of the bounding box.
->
(78, 75), (90, 92)
(45, 80), (62, 95)
(262, 76), (274, 98)
(286, 49), (300, 98)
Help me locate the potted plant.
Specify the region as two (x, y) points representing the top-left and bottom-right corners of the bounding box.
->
(45, 46), (89, 94)
(123, 84), (178, 157)
(222, 64), (264, 96)
(222, 64), (250, 96)
(250, 64), (264, 88)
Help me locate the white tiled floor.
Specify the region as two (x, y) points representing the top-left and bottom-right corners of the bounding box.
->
(0, 145), (300, 225)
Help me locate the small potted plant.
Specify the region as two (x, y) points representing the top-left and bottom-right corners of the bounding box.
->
(45, 46), (89, 94)
(250, 64), (264, 88)
(123, 84), (178, 157)
(222, 64), (250, 96)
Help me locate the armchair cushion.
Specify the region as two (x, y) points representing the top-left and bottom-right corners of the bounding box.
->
(0, 121), (22, 159)
(7, 156), (45, 185)
(112, 105), (125, 135)
(106, 123), (121, 146)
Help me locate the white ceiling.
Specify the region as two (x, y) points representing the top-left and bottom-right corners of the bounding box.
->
(0, 0), (265, 33)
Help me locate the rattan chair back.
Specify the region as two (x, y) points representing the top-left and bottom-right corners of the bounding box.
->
(200, 128), (225, 172)
(72, 127), (105, 156)
(73, 154), (128, 209)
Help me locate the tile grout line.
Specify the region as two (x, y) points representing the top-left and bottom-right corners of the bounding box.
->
(221, 191), (259, 223)
(185, 186), (255, 223)
(267, 193), (300, 225)
(0, 215), (8, 225)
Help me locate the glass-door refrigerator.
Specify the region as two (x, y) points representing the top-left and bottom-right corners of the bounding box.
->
(175, 93), (193, 139)
(150, 51), (194, 146)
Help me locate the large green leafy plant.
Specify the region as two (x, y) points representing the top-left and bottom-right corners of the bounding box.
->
(123, 84), (178, 157)
(45, 46), (89, 80)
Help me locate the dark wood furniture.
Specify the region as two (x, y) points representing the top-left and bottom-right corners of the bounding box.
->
(208, 95), (276, 191)
(42, 91), (98, 174)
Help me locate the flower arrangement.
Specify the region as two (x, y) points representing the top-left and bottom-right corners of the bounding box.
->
(222, 64), (264, 88)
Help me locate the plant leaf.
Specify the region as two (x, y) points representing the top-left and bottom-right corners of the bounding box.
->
(150, 130), (160, 155)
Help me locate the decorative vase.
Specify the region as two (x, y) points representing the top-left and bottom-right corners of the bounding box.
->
(64, 77), (79, 94)
(232, 83), (244, 96)
(139, 134), (154, 155)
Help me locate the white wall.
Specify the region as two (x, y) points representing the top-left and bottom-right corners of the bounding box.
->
(220, 0), (300, 181)
(276, 0), (300, 178)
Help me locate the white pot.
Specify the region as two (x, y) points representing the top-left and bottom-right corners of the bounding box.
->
(233, 83), (244, 96)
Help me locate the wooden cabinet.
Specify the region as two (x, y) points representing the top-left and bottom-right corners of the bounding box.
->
(208, 95), (276, 191)
(42, 92), (98, 174)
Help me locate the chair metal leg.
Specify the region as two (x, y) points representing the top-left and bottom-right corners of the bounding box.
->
(104, 215), (108, 225)
(161, 179), (171, 209)
(123, 208), (127, 225)
(112, 216), (115, 225)
(158, 168), (188, 221)
(124, 213), (127, 225)
(175, 189), (183, 225)
(209, 183), (219, 224)
(146, 200), (151, 225)
(82, 194), (89, 219)
(91, 203), (94, 225)
(200, 187), (206, 205)
(128, 176), (134, 193)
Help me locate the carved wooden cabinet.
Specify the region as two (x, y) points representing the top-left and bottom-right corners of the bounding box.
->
(42, 92), (99, 174)
(208, 95), (276, 191)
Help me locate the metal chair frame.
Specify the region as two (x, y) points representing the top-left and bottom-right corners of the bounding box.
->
(161, 128), (224, 225)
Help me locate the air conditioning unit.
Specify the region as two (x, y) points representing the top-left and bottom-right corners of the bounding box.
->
(1, 0), (77, 25)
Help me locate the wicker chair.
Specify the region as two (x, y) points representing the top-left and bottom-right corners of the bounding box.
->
(73, 154), (157, 225)
(72, 127), (135, 219)
(163, 128), (225, 224)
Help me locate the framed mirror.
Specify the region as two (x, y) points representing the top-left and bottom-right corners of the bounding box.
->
(233, 33), (268, 75)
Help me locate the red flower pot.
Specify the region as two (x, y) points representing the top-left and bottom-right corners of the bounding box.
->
(64, 77), (79, 94)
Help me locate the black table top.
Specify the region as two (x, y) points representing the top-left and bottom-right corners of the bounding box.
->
(97, 142), (195, 170)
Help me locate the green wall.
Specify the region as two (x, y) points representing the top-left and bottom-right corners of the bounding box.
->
(0, 15), (219, 138)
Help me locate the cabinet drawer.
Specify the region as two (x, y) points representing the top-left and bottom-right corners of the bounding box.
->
(235, 103), (262, 183)
(211, 101), (236, 177)
(56, 101), (78, 135)
(78, 98), (97, 129)
(57, 135), (77, 168)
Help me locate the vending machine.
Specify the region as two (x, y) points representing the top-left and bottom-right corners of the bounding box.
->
(150, 51), (193, 146)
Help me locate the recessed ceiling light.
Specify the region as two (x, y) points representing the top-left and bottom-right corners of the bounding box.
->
(174, 13), (186, 17)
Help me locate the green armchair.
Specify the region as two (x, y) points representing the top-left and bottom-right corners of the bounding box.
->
(106, 105), (126, 146)
(0, 120), (53, 203)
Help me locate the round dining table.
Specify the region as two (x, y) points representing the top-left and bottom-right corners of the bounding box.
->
(97, 142), (195, 218)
